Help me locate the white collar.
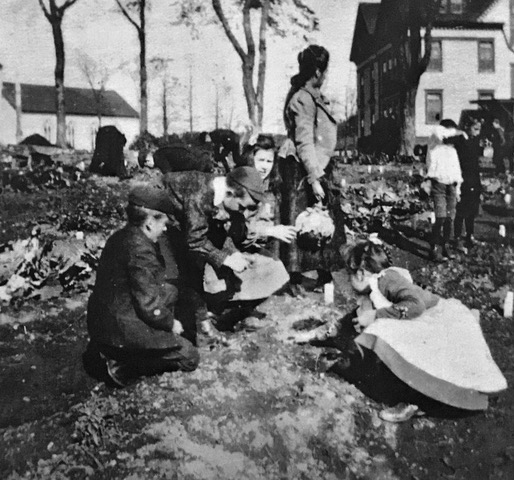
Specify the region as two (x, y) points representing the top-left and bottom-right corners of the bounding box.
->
(212, 177), (227, 207)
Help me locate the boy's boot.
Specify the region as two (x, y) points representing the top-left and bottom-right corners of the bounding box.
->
(429, 245), (444, 262)
(441, 217), (455, 259)
(454, 237), (467, 254)
(429, 219), (444, 262)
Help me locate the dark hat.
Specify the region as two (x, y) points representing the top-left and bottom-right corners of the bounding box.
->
(226, 166), (266, 203)
(128, 184), (173, 214)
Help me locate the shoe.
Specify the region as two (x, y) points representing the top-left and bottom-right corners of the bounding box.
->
(454, 238), (467, 254)
(465, 236), (475, 249)
(82, 342), (107, 381)
(102, 356), (132, 388)
(429, 246), (444, 263)
(288, 283), (307, 298)
(199, 319), (228, 344)
(441, 245), (455, 259)
(239, 316), (263, 332)
(379, 403), (425, 423)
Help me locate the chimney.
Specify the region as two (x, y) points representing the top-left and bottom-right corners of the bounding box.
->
(0, 63), (3, 127)
(15, 78), (23, 143)
(511, 0), (514, 48)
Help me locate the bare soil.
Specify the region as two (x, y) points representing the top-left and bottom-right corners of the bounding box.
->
(0, 166), (513, 479)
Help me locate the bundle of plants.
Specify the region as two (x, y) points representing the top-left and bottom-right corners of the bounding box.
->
(295, 206), (335, 252)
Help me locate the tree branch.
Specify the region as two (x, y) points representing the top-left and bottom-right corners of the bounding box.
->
(115, 0), (141, 31)
(256, 0), (269, 103)
(38, 0), (51, 20)
(243, 0), (255, 59)
(60, 0), (79, 11)
(212, 0), (247, 61)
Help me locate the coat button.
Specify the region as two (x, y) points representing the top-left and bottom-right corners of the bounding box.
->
(153, 309), (161, 316)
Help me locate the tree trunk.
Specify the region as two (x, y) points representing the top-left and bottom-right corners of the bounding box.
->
(399, 86), (418, 156)
(256, 0), (269, 128)
(162, 79), (168, 139)
(51, 19), (66, 147)
(138, 26), (147, 134)
(189, 63), (193, 134)
(214, 85), (219, 130)
(242, 61), (258, 128)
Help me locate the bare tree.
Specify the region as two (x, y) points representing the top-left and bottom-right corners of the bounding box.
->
(37, 0), (79, 147)
(149, 57), (181, 138)
(214, 81), (235, 129)
(341, 88), (357, 151)
(115, 0), (148, 135)
(380, 0), (442, 154)
(77, 53), (111, 126)
(179, 0), (317, 130)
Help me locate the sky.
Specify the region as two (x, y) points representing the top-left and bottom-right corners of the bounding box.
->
(0, 0), (379, 134)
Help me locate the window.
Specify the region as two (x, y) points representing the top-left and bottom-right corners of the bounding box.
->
(66, 122), (75, 148)
(382, 61), (387, 73)
(388, 58), (393, 70)
(426, 91), (442, 124)
(478, 90), (494, 101)
(427, 40), (442, 72)
(91, 124), (98, 150)
(43, 120), (52, 142)
(359, 73), (365, 106)
(439, 0), (448, 14)
(450, 0), (463, 14)
(478, 41), (495, 72)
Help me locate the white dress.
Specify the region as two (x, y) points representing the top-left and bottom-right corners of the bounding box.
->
(355, 268), (507, 410)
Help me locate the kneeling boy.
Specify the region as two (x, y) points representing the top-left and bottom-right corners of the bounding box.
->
(84, 185), (199, 387)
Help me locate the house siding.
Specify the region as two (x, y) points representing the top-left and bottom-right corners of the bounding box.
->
(416, 26), (514, 139)
(0, 96), (17, 146)
(0, 106), (139, 151)
(351, 0), (514, 147)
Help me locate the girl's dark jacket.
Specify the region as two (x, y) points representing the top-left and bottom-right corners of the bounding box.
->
(87, 225), (179, 350)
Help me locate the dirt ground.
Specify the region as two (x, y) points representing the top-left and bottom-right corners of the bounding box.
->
(1, 165), (513, 479)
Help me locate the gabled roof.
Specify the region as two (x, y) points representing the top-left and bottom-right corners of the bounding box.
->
(351, 0), (504, 66)
(1, 82), (139, 118)
(360, 3), (379, 35)
(350, 3), (381, 64)
(459, 0), (500, 22)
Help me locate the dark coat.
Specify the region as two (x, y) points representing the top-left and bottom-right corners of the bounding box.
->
(89, 126), (127, 178)
(455, 135), (483, 217)
(153, 144), (213, 174)
(162, 171), (237, 269)
(87, 225), (179, 350)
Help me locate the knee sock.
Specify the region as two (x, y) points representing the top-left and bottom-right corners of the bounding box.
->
(465, 217), (475, 238)
(431, 218), (444, 247)
(442, 217), (453, 245)
(454, 216), (464, 239)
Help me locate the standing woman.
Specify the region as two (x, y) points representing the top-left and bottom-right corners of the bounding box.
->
(279, 45), (338, 288)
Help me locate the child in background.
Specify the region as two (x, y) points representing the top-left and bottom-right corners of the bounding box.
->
(453, 120), (483, 252)
(426, 119), (464, 261)
(237, 134), (297, 254)
(340, 238), (507, 422)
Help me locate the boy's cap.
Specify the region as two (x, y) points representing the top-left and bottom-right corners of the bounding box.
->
(227, 166), (265, 203)
(128, 184), (173, 214)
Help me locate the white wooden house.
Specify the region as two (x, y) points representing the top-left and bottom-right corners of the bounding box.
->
(351, 0), (514, 144)
(0, 71), (139, 151)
